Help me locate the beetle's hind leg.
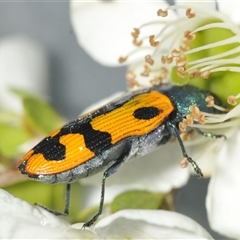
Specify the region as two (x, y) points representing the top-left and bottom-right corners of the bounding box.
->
(35, 183), (71, 216)
(82, 160), (123, 228)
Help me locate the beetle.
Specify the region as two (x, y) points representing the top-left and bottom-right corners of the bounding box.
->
(17, 84), (223, 227)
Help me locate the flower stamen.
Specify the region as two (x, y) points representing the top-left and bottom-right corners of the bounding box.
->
(205, 95), (229, 112)
(184, 30), (196, 41)
(161, 55), (173, 64)
(119, 3), (240, 98)
(171, 49), (182, 57)
(131, 28), (140, 39)
(185, 8), (196, 19)
(145, 55), (154, 65)
(149, 35), (159, 47)
(118, 56), (128, 63)
(126, 71), (140, 89)
(141, 64), (151, 77)
(227, 93), (240, 105)
(157, 8), (168, 17)
(177, 66), (186, 78)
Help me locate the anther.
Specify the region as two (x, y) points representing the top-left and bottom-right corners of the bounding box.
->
(197, 113), (206, 124)
(186, 8), (196, 19)
(179, 121), (187, 132)
(183, 115), (194, 126)
(205, 95), (215, 107)
(126, 71), (136, 81)
(159, 67), (168, 79)
(171, 49), (182, 57)
(176, 58), (187, 67)
(145, 55), (154, 65)
(177, 67), (186, 78)
(140, 64), (151, 77)
(132, 39), (142, 46)
(201, 70), (211, 79)
(150, 76), (162, 86)
(157, 9), (168, 17)
(180, 40), (191, 52)
(205, 95), (229, 112)
(149, 35), (159, 47)
(126, 71), (139, 89)
(184, 30), (196, 40)
(119, 56), (128, 63)
(189, 69), (199, 78)
(189, 105), (200, 117)
(161, 56), (167, 64)
(227, 95), (237, 105)
(131, 28), (140, 38)
(161, 55), (173, 64)
(188, 105), (206, 124)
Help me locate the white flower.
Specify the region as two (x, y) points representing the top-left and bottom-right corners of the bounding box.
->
(206, 131), (240, 239)
(0, 189), (81, 239)
(91, 209), (214, 239)
(70, 1), (240, 238)
(0, 189), (213, 239)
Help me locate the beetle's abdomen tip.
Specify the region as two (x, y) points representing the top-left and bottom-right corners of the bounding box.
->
(17, 160), (28, 174)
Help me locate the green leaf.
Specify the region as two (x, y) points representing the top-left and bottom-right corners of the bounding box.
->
(11, 88), (64, 134)
(110, 190), (166, 213)
(0, 122), (31, 158)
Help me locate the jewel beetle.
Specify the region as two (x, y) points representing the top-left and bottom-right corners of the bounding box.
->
(17, 84), (223, 227)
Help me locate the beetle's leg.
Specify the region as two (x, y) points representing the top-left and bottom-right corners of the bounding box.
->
(167, 122), (203, 178)
(194, 128), (226, 140)
(63, 183), (71, 215)
(82, 160), (122, 228)
(35, 183), (71, 216)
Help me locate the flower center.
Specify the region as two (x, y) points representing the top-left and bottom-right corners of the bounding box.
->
(119, 4), (240, 109)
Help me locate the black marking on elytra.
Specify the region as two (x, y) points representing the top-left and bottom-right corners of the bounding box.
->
(133, 106), (161, 120)
(33, 136), (66, 160)
(68, 120), (112, 155)
(31, 118), (112, 161)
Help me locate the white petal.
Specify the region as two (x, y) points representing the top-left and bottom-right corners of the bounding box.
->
(0, 35), (49, 112)
(175, 1), (216, 10)
(70, 1), (170, 66)
(218, 1), (240, 23)
(188, 137), (225, 177)
(82, 142), (190, 193)
(0, 189), (86, 239)
(206, 131), (240, 239)
(94, 209), (213, 239)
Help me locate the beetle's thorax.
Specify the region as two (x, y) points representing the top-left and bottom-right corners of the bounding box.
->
(156, 85), (216, 123)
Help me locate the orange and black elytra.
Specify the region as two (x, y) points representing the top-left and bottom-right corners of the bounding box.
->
(17, 84), (224, 227)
